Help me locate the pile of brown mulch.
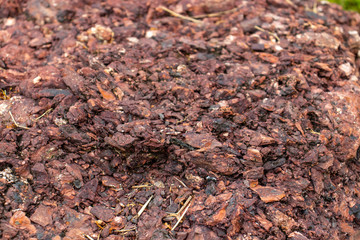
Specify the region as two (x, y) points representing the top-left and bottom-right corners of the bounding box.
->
(1, 0), (360, 239)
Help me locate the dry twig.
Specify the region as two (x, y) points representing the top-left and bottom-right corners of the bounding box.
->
(134, 195), (153, 219)
(9, 111), (29, 129)
(159, 6), (202, 24)
(164, 195), (193, 231)
(34, 108), (52, 121)
(193, 7), (239, 19)
(132, 183), (152, 189)
(285, 0), (295, 7)
(171, 197), (192, 231)
(84, 234), (95, 240)
(113, 226), (137, 233)
(1, 89), (10, 100)
(174, 177), (188, 188)
(254, 25), (280, 42)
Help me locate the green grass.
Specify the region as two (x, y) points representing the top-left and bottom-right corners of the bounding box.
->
(327, 0), (360, 12)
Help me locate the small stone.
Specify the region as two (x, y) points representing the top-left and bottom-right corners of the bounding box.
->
(88, 24), (114, 42)
(348, 30), (360, 50)
(339, 62), (353, 77)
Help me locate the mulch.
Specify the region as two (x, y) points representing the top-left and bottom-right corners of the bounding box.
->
(1, 0), (360, 239)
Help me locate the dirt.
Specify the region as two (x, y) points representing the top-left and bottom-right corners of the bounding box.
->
(1, 0), (360, 239)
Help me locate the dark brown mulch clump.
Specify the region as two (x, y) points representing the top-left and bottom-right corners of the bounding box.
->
(1, 0), (360, 239)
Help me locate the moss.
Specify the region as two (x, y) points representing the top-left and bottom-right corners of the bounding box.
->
(328, 0), (360, 12)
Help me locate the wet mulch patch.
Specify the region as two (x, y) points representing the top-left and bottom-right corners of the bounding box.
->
(2, 0), (360, 239)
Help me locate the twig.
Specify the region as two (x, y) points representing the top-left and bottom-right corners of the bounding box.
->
(285, 0), (295, 7)
(174, 177), (188, 188)
(84, 234), (95, 240)
(177, 195), (192, 215)
(171, 198), (192, 231)
(312, 1), (317, 13)
(34, 108), (52, 121)
(134, 195), (153, 219)
(309, 129), (320, 135)
(1, 89), (10, 100)
(113, 226), (137, 233)
(164, 195), (193, 227)
(131, 183), (152, 189)
(254, 25), (280, 42)
(9, 111), (29, 129)
(159, 6), (202, 24)
(95, 220), (106, 230)
(193, 7), (239, 19)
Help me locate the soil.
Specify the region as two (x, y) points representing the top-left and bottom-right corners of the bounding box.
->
(1, 0), (360, 239)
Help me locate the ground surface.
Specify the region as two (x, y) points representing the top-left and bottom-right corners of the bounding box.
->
(1, 0), (360, 239)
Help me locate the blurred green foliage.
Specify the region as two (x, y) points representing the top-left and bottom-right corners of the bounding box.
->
(327, 0), (360, 12)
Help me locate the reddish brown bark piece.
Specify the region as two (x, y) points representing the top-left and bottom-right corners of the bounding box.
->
(9, 211), (36, 235)
(288, 231), (310, 240)
(90, 205), (115, 222)
(30, 205), (54, 227)
(184, 132), (222, 150)
(266, 206), (297, 234)
(101, 176), (121, 189)
(105, 132), (137, 148)
(62, 67), (84, 94)
(77, 178), (98, 201)
(251, 186), (286, 203)
(62, 206), (94, 239)
(31, 163), (49, 185)
(296, 32), (340, 50)
(187, 225), (221, 240)
(311, 168), (324, 194)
